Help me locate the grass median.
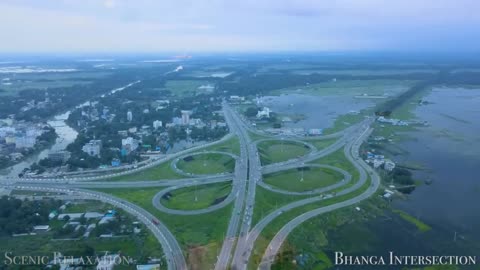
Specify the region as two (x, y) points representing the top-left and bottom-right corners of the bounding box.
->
(248, 177), (373, 270)
(176, 153), (235, 175)
(91, 187), (232, 270)
(161, 182), (232, 210)
(263, 166), (344, 193)
(258, 140), (311, 165)
(107, 161), (184, 181)
(203, 136), (241, 156)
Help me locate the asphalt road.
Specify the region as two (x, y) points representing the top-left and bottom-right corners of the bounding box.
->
(151, 177), (238, 215)
(231, 119), (375, 270)
(0, 100), (380, 270)
(10, 185), (187, 270)
(254, 138), (318, 153)
(230, 110), (264, 270)
(170, 150), (238, 178)
(257, 164), (352, 196)
(4, 133), (235, 183)
(258, 126), (379, 269)
(214, 102), (251, 270)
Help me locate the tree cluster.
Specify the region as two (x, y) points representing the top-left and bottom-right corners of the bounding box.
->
(0, 196), (62, 236)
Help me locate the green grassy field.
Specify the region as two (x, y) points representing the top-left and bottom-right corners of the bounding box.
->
(248, 178), (373, 269)
(269, 79), (416, 98)
(248, 146), (381, 269)
(307, 138), (338, 150)
(310, 149), (358, 179)
(95, 187), (232, 269)
(0, 71), (112, 96)
(258, 140), (310, 165)
(392, 209), (431, 232)
(161, 182), (232, 210)
(203, 136), (241, 156)
(263, 166), (344, 192)
(164, 80), (214, 97)
(248, 131), (271, 142)
(322, 110), (369, 135)
(271, 197), (388, 270)
(107, 161), (184, 181)
(252, 186), (311, 226)
(177, 153), (235, 175)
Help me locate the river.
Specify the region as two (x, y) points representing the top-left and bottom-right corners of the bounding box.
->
(266, 88), (480, 235)
(0, 81), (140, 178)
(265, 87), (480, 267)
(393, 86), (480, 240)
(320, 87), (480, 268)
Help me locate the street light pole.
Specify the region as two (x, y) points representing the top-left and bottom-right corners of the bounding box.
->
(203, 150), (207, 167)
(300, 164), (304, 182)
(194, 181), (198, 202)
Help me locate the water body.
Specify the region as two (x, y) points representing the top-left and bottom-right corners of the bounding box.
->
(313, 87), (480, 268)
(1, 112), (78, 177)
(393, 87), (480, 240)
(1, 81), (140, 177)
(259, 94), (374, 129)
(324, 211), (479, 270)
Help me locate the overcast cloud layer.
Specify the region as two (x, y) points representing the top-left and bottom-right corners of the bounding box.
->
(0, 0), (479, 53)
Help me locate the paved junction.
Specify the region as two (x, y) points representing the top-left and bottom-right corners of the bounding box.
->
(0, 101), (380, 270)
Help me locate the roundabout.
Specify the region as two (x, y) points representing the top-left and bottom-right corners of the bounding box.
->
(172, 151), (237, 177)
(2, 103), (380, 270)
(256, 139), (316, 165)
(152, 178), (238, 215)
(259, 164), (352, 195)
(161, 182), (232, 210)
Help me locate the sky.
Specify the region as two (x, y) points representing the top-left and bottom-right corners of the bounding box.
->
(0, 0), (479, 53)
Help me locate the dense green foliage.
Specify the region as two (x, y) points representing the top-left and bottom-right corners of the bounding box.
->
(0, 196), (62, 236)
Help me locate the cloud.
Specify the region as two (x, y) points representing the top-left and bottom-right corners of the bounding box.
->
(0, 0), (478, 52)
(104, 0), (116, 9)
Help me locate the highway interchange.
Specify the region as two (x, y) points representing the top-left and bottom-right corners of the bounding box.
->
(0, 101), (381, 270)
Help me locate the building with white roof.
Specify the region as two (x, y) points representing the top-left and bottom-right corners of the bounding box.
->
(181, 110), (192, 125)
(82, 140), (102, 157)
(127, 110), (133, 122)
(257, 107), (271, 118)
(384, 159), (396, 171)
(97, 254), (119, 270)
(153, 120), (163, 129)
(121, 137), (139, 153)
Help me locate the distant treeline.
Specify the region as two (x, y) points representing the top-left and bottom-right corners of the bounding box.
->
(215, 66), (480, 117)
(375, 80), (434, 116)
(0, 66), (175, 121)
(218, 72), (434, 96)
(375, 70), (480, 116)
